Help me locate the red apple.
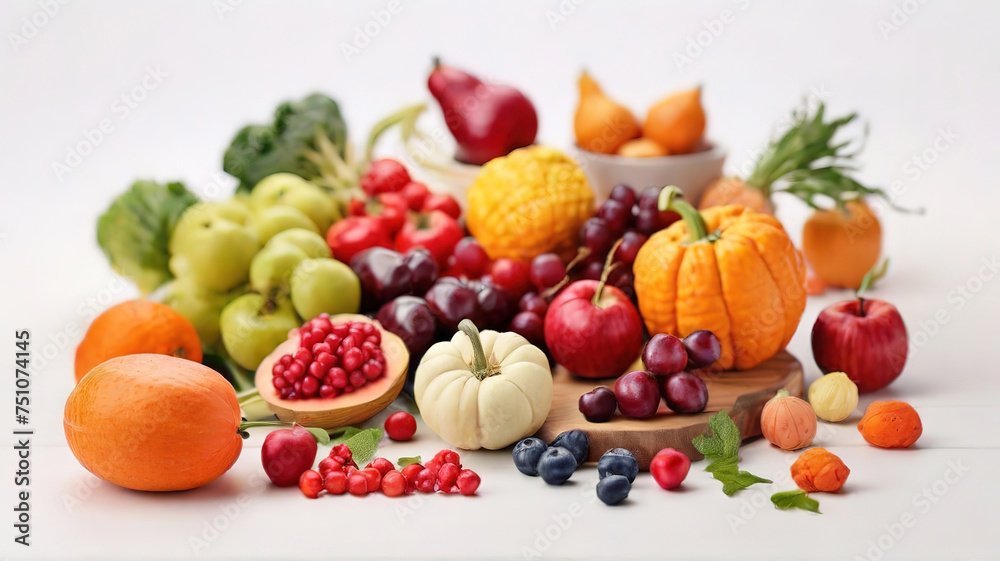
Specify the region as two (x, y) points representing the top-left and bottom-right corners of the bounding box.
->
(261, 426), (318, 487)
(544, 279), (643, 378)
(811, 297), (908, 393)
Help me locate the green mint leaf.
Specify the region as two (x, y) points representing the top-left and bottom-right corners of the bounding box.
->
(721, 470), (773, 496)
(704, 456), (739, 475)
(303, 426), (330, 445)
(692, 410), (771, 496)
(397, 456), (421, 468)
(342, 428), (383, 466)
(771, 490), (821, 514)
(328, 426), (363, 443)
(707, 410), (742, 458)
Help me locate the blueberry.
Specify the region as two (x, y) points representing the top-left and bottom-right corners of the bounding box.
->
(512, 437), (548, 476)
(596, 474), (631, 505)
(597, 448), (638, 482)
(537, 447), (577, 485)
(550, 430), (590, 467)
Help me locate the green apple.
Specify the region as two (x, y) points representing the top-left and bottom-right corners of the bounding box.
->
(169, 201), (252, 254)
(168, 214), (259, 292)
(290, 257), (361, 321)
(249, 241), (309, 296)
(268, 228), (331, 259)
(160, 277), (236, 346)
(220, 293), (300, 370)
(250, 173), (341, 232)
(251, 205), (318, 244)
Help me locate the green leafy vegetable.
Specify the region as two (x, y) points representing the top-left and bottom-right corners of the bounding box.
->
(692, 411), (772, 496)
(329, 427), (383, 466)
(223, 93), (349, 191)
(303, 426), (331, 445)
(96, 180), (198, 294)
(771, 490), (821, 514)
(396, 456), (421, 468)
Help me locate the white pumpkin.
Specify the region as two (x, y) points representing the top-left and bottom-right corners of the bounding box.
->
(414, 320), (553, 450)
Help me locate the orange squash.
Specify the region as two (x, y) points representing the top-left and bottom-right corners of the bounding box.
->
(633, 187), (806, 370)
(64, 354), (242, 491)
(802, 200), (881, 289)
(75, 299), (202, 382)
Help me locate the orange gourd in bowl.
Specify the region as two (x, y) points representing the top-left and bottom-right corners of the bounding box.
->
(633, 187), (806, 370)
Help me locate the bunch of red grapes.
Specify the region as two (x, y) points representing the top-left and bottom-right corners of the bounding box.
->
(509, 185), (680, 348)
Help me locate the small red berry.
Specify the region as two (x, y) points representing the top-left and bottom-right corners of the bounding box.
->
(323, 470), (347, 495)
(437, 463), (460, 488)
(347, 473), (369, 496)
(415, 468), (436, 493)
(457, 469), (481, 496)
(318, 457), (341, 479)
(384, 412), (417, 441)
(423, 458), (442, 475)
(381, 470), (406, 497)
(367, 457), (394, 476)
(298, 470), (323, 499)
(330, 444), (352, 462)
(360, 468), (382, 492)
(434, 449), (462, 467)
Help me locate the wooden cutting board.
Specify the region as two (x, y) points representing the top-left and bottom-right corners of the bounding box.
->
(535, 351), (803, 470)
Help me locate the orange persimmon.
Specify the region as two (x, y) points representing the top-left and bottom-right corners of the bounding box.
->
(858, 400), (922, 449)
(802, 200), (882, 290)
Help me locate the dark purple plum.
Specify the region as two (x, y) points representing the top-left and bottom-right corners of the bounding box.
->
(660, 371), (709, 414)
(375, 296), (437, 356)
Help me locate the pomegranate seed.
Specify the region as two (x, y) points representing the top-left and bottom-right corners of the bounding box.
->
(381, 471), (405, 497)
(298, 470), (323, 498)
(279, 387), (292, 399)
(415, 469), (436, 493)
(329, 368), (348, 389)
(362, 360), (382, 380)
(280, 355), (292, 366)
(293, 380), (302, 394)
(401, 463), (423, 482)
(319, 385), (335, 398)
(316, 353), (336, 370)
(330, 444), (352, 462)
(324, 470), (347, 495)
(325, 334), (342, 349)
(423, 459), (442, 476)
(301, 376), (319, 397)
(272, 363), (286, 376)
(288, 361), (305, 379)
(272, 376), (287, 389)
(308, 362), (324, 379)
(301, 331), (317, 349)
(437, 463), (460, 488)
(313, 314), (333, 333)
(333, 324), (350, 337)
(360, 468), (382, 492)
(349, 371), (367, 388)
(437, 484), (459, 494)
(318, 457), (340, 479)
(343, 347), (364, 372)
(347, 473), (369, 496)
(312, 342), (332, 356)
(457, 469), (481, 496)
(294, 348), (312, 364)
(342, 385), (355, 394)
(367, 457), (394, 476)
(341, 334), (357, 350)
(437, 450), (462, 467)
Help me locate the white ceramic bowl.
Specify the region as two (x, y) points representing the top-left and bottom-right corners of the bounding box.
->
(573, 142), (727, 204)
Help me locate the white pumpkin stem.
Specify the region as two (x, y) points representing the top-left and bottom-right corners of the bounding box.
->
(458, 319), (492, 380)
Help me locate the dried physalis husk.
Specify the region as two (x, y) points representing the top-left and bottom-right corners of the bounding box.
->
(808, 372), (859, 422)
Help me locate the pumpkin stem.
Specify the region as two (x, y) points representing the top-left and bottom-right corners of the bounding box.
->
(776, 389), (790, 399)
(592, 239), (624, 306)
(458, 319), (494, 381)
(657, 186), (709, 243)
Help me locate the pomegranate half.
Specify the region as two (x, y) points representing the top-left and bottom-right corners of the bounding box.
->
(255, 314), (409, 429)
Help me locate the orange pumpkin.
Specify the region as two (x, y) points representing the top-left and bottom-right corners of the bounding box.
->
(633, 187), (806, 370)
(802, 200), (881, 289)
(75, 299), (202, 382)
(64, 354), (243, 491)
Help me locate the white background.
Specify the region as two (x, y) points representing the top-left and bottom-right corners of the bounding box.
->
(2, 1), (999, 559)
